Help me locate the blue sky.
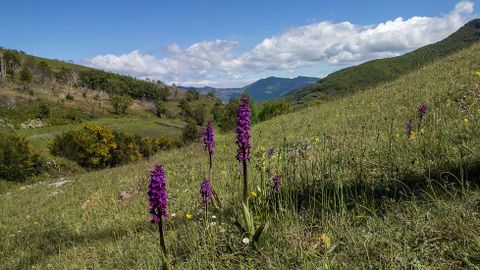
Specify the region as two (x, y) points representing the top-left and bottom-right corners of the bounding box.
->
(0, 0), (478, 87)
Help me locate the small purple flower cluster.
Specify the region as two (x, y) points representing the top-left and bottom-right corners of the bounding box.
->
(267, 148), (275, 159)
(272, 175), (281, 192)
(236, 97), (251, 162)
(406, 119), (413, 136)
(418, 103), (427, 120)
(200, 178), (212, 205)
(148, 165), (168, 223)
(203, 120), (215, 156)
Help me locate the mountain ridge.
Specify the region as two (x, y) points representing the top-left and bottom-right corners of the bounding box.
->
(285, 18), (480, 104)
(179, 75), (319, 101)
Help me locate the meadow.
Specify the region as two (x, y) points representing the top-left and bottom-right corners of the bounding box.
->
(1, 43), (480, 269)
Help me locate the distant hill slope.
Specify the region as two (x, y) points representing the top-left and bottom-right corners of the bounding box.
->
(0, 48), (218, 126)
(179, 76), (319, 101)
(244, 76), (319, 100)
(286, 18), (480, 104)
(177, 86), (244, 102)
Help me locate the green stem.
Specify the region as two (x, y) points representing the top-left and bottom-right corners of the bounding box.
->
(208, 153), (212, 179)
(158, 218), (170, 270)
(242, 158), (248, 206)
(209, 152), (223, 208)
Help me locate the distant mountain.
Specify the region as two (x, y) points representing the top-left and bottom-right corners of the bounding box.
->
(286, 18), (480, 104)
(179, 76), (319, 101)
(177, 86), (244, 102)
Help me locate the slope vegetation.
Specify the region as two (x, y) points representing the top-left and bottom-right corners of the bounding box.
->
(1, 42), (480, 269)
(287, 18), (480, 104)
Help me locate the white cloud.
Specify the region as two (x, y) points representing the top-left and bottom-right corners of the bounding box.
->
(85, 1), (475, 87)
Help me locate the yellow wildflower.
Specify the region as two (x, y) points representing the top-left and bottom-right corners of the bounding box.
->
(186, 213), (193, 219)
(464, 118), (469, 125)
(320, 233), (332, 248)
(475, 71), (480, 77)
(395, 133), (400, 138)
(250, 191), (257, 198)
(313, 136), (319, 143)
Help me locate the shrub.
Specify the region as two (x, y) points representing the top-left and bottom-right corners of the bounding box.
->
(154, 100), (167, 118)
(50, 124), (174, 169)
(186, 89), (200, 101)
(178, 99), (192, 120)
(257, 100), (291, 121)
(45, 118), (72, 127)
(192, 106), (206, 125)
(111, 95), (132, 114)
(182, 119), (200, 144)
(19, 67), (33, 89)
(0, 133), (43, 181)
(65, 92), (75, 100)
(212, 98), (240, 131)
(37, 103), (51, 119)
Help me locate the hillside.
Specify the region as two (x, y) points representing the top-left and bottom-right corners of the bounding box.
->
(1, 37), (479, 269)
(287, 18), (480, 104)
(0, 48), (219, 128)
(179, 76), (318, 101)
(244, 76), (318, 100)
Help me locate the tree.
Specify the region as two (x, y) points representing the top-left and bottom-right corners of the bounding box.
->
(37, 61), (52, 84)
(3, 51), (21, 80)
(55, 67), (72, 84)
(192, 106), (206, 125)
(181, 119), (200, 144)
(186, 89), (200, 101)
(157, 86), (170, 101)
(23, 56), (37, 71)
(178, 99), (192, 120)
(154, 100), (167, 118)
(111, 95), (132, 114)
(213, 98), (240, 131)
(19, 67), (32, 90)
(37, 103), (51, 119)
(257, 100), (291, 121)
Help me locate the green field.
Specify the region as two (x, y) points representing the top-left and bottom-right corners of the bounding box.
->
(1, 43), (480, 269)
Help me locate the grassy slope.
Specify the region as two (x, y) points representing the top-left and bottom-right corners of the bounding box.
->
(1, 44), (480, 269)
(287, 19), (480, 104)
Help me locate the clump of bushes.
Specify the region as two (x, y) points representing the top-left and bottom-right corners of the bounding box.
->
(0, 133), (43, 181)
(257, 100), (291, 121)
(182, 119), (200, 143)
(111, 95), (132, 114)
(37, 103), (51, 119)
(50, 124), (174, 169)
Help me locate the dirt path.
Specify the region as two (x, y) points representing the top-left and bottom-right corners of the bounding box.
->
(27, 131), (62, 139)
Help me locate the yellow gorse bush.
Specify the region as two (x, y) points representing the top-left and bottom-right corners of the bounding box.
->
(50, 124), (175, 169)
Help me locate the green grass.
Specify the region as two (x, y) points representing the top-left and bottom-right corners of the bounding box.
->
(1, 43), (480, 269)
